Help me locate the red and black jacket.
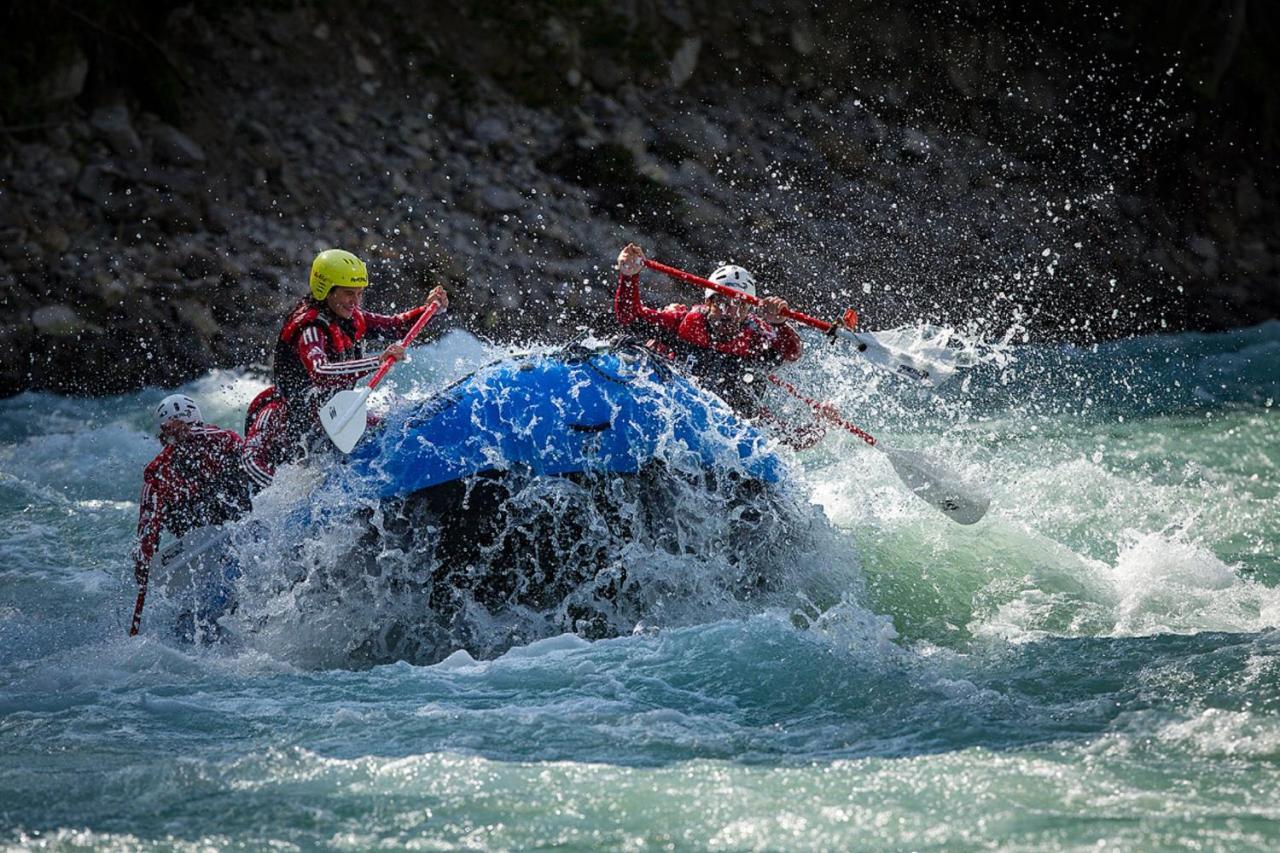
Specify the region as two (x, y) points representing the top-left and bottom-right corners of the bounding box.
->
(614, 272), (801, 415)
(273, 299), (430, 415)
(133, 425), (251, 580)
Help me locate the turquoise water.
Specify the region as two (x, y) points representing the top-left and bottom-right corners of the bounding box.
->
(1, 325), (1278, 850)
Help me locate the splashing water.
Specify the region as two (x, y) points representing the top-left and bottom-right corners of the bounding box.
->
(1, 324), (1278, 848)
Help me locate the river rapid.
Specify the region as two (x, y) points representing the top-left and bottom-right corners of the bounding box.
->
(1, 323), (1277, 850)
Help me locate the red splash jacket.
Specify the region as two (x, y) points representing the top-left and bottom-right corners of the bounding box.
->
(614, 272), (801, 415)
(133, 425), (251, 583)
(241, 387), (289, 489)
(244, 300), (432, 486)
(274, 300), (432, 405)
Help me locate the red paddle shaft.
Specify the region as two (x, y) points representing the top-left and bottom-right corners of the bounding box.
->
(766, 374), (877, 447)
(642, 259), (858, 332)
(365, 302), (440, 390)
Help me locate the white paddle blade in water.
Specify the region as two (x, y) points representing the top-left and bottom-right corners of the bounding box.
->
(882, 445), (990, 525)
(320, 387), (372, 453)
(832, 327), (957, 387)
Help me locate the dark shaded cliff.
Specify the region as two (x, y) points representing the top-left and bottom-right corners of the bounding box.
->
(1, 0), (1277, 395)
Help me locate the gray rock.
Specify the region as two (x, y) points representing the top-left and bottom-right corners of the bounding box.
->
(790, 23), (816, 56)
(1189, 236), (1218, 262)
(39, 48), (89, 103)
(0, 230), (30, 261)
(178, 299), (221, 338)
(202, 199), (233, 234)
(32, 305), (100, 337)
(151, 124), (207, 166)
(178, 245), (222, 279)
(336, 103), (360, 127)
(1235, 175), (1263, 221)
(45, 154), (81, 186)
(90, 105), (144, 157)
(588, 57), (626, 91)
(668, 113), (728, 161)
(2, 239), (36, 270)
(615, 117), (650, 159)
(479, 185), (524, 213)
(1118, 195), (1145, 218)
(901, 128), (932, 158)
(392, 170), (417, 196)
(471, 116), (510, 146)
(658, 0), (694, 30)
(75, 165), (122, 211)
(37, 225), (71, 254)
(669, 38), (701, 89)
(1236, 241), (1273, 276)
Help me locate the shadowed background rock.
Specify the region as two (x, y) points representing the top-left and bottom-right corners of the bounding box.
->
(1, 0), (1276, 396)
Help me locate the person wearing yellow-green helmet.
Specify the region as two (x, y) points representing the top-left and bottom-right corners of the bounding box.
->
(241, 249), (448, 488)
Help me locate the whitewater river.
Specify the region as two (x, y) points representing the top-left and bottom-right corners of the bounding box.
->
(1, 323), (1277, 850)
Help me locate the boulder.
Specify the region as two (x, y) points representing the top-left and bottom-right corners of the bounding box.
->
(1189, 236), (1218, 262)
(38, 48), (90, 104)
(471, 115), (510, 146)
(177, 299), (221, 338)
(901, 128), (932, 158)
(151, 125), (207, 166)
(478, 185), (524, 214)
(669, 38), (701, 89)
(31, 305), (101, 337)
(353, 50), (377, 76)
(36, 225), (71, 254)
(90, 105), (144, 158)
(588, 56), (626, 91)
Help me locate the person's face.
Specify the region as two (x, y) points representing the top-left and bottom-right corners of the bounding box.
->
(159, 419), (193, 446)
(708, 296), (750, 324)
(325, 286), (364, 319)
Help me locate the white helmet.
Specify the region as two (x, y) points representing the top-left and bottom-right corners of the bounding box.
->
(706, 264), (757, 300)
(154, 394), (202, 433)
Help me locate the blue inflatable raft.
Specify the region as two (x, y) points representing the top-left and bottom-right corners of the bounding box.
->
(342, 341), (786, 496)
(155, 342), (798, 657)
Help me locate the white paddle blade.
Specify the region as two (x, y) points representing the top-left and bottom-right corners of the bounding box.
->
(882, 445), (990, 525)
(833, 327), (955, 386)
(320, 387), (371, 453)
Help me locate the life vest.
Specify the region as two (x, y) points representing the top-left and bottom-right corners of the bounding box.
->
(666, 309), (786, 417)
(272, 300), (369, 405)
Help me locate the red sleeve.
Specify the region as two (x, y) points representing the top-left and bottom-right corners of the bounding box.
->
(133, 460), (167, 581)
(243, 401), (285, 488)
(676, 310), (713, 349)
(616, 273), (687, 333)
(361, 305), (429, 337)
(295, 325), (382, 390)
(773, 323), (802, 361)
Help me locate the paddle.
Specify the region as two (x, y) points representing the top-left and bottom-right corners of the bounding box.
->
(128, 582), (148, 636)
(321, 302), (441, 453)
(642, 259), (955, 386)
(767, 374), (990, 525)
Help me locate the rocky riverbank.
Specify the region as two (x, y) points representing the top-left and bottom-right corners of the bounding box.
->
(2, 0), (1277, 396)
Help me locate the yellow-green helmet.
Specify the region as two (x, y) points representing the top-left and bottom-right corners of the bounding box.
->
(309, 249), (368, 301)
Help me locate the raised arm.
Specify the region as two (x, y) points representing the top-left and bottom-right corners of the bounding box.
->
(615, 243), (686, 333)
